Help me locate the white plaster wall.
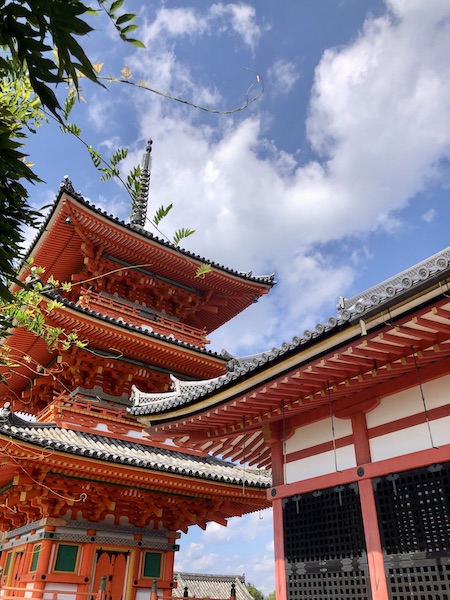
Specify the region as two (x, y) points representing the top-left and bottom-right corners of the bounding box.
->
(42, 583), (77, 600)
(366, 373), (450, 429)
(370, 415), (450, 461)
(136, 589), (152, 600)
(285, 417), (352, 455)
(285, 444), (356, 483)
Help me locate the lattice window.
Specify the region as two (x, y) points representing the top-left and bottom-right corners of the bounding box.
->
(283, 483), (371, 599)
(287, 570), (370, 600)
(387, 563), (450, 600)
(284, 483), (366, 562)
(374, 462), (450, 600)
(374, 462), (450, 555)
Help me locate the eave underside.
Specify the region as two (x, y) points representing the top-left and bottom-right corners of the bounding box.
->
(0, 307), (226, 411)
(26, 194), (273, 333)
(0, 440), (269, 534)
(142, 297), (450, 468)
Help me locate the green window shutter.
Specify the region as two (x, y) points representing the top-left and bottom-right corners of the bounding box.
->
(143, 552), (161, 578)
(4, 552), (12, 575)
(30, 544), (41, 571)
(54, 544), (79, 572)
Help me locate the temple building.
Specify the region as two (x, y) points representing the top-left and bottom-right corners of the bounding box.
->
(173, 572), (253, 600)
(130, 247), (450, 600)
(0, 152), (274, 599)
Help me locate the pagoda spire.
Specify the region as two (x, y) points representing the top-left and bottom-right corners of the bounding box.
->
(130, 138), (152, 228)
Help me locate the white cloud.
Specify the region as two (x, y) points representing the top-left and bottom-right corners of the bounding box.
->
(116, 0), (450, 354)
(209, 3), (262, 51)
(140, 4), (263, 51)
(173, 513), (275, 594)
(422, 208), (437, 223)
(268, 59), (299, 95)
(142, 8), (207, 43)
(174, 542), (219, 572)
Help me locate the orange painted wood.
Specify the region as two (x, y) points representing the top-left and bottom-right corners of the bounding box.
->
(368, 402), (450, 439)
(111, 553), (127, 600)
(352, 412), (371, 465)
(269, 442), (450, 500)
(358, 479), (389, 600)
(272, 498), (287, 600)
(272, 440), (285, 487)
(92, 551), (113, 598)
(285, 434), (353, 463)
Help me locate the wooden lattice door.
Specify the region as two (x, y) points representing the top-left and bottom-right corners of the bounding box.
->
(92, 549), (129, 600)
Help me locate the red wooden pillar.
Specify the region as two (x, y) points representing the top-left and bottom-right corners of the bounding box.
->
(352, 412), (389, 600)
(31, 532), (54, 597)
(272, 497), (287, 600)
(266, 427), (287, 600)
(162, 547), (175, 599)
(78, 532), (96, 596)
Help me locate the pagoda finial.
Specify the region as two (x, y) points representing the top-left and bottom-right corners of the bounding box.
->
(130, 139), (153, 228)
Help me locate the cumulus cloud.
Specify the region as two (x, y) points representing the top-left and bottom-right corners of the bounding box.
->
(140, 3), (263, 50)
(209, 3), (262, 51)
(267, 59), (299, 95)
(174, 542), (219, 572)
(107, 0), (450, 354)
(173, 513), (274, 594)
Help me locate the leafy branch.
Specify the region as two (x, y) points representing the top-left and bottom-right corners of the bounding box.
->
(103, 66), (264, 115)
(0, 266), (87, 357)
(97, 0), (145, 48)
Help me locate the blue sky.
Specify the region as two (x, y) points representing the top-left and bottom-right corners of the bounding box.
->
(23, 0), (450, 594)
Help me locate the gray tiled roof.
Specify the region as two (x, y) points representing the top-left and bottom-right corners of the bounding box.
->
(43, 288), (224, 358)
(129, 246), (450, 416)
(173, 572), (253, 600)
(25, 178), (275, 287)
(0, 406), (271, 488)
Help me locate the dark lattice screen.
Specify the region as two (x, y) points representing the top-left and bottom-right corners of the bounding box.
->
(283, 483), (371, 600)
(374, 462), (450, 600)
(387, 564), (450, 600)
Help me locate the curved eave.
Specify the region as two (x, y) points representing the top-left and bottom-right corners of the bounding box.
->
(1, 301), (228, 397)
(134, 253), (450, 423)
(0, 424), (270, 494)
(21, 187), (274, 333)
(134, 282), (450, 468)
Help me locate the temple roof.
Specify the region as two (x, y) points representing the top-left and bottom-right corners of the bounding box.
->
(17, 180), (275, 337)
(45, 288), (224, 358)
(26, 178), (275, 287)
(173, 572), (253, 600)
(0, 404), (271, 488)
(130, 245), (450, 417)
(128, 246), (450, 468)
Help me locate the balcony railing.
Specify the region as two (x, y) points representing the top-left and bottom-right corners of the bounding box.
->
(0, 586), (103, 600)
(77, 289), (208, 347)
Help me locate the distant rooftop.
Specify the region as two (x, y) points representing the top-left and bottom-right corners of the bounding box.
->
(173, 572), (253, 600)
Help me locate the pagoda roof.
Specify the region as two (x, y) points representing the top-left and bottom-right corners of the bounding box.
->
(173, 572), (253, 600)
(129, 246), (450, 467)
(45, 288), (226, 361)
(1, 289), (227, 406)
(22, 179), (274, 334)
(0, 404), (271, 489)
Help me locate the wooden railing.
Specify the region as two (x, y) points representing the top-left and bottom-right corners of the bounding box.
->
(0, 586), (103, 600)
(77, 289), (208, 347)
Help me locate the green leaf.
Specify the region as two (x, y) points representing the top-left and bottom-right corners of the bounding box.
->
(195, 264), (212, 278)
(110, 147), (128, 166)
(116, 13), (136, 25)
(110, 0), (125, 13)
(154, 204), (173, 226)
(119, 24), (138, 36)
(173, 228), (196, 246)
(127, 39), (146, 48)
